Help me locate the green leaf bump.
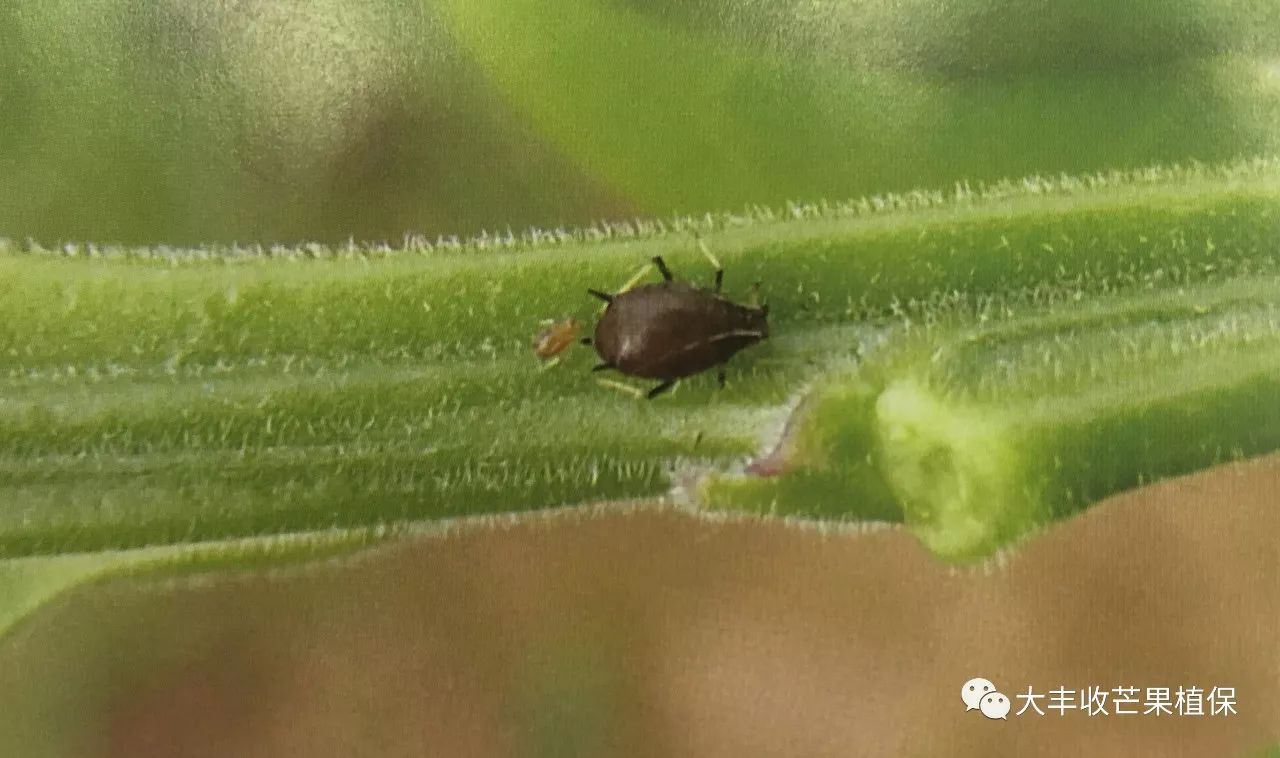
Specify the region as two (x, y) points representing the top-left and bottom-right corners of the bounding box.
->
(701, 276), (1280, 559)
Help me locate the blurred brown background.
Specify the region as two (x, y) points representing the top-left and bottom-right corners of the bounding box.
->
(2, 455), (1277, 757)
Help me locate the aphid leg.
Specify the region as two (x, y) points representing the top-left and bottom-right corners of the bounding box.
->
(538, 357), (562, 372)
(651, 256), (675, 282)
(716, 370), (727, 389)
(748, 281), (763, 308)
(588, 289), (613, 303)
(646, 380), (676, 399)
(591, 362), (614, 372)
(696, 239), (724, 293)
(596, 378), (646, 400)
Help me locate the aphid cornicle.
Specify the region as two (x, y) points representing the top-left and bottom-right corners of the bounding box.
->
(582, 250), (769, 399)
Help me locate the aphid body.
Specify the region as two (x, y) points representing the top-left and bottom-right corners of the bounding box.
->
(586, 254), (768, 398)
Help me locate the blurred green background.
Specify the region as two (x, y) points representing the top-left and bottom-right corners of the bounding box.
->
(2, 0), (1279, 245)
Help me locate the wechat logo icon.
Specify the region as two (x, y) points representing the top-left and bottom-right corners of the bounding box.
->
(962, 677), (1010, 720)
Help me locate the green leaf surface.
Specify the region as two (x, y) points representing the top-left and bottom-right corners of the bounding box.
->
(620, 0), (1280, 73)
(0, 526), (385, 637)
(4, 0), (1280, 243)
(441, 0), (1280, 216)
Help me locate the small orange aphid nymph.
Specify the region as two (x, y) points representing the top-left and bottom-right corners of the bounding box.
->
(532, 317), (582, 362)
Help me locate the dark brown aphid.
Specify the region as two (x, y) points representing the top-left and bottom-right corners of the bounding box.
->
(531, 317), (582, 362)
(583, 253), (768, 399)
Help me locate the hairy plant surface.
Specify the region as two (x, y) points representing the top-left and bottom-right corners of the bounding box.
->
(702, 276), (1280, 557)
(0, 158), (1277, 636)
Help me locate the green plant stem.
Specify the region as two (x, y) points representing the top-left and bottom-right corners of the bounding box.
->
(0, 158), (1277, 558)
(700, 275), (1280, 559)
